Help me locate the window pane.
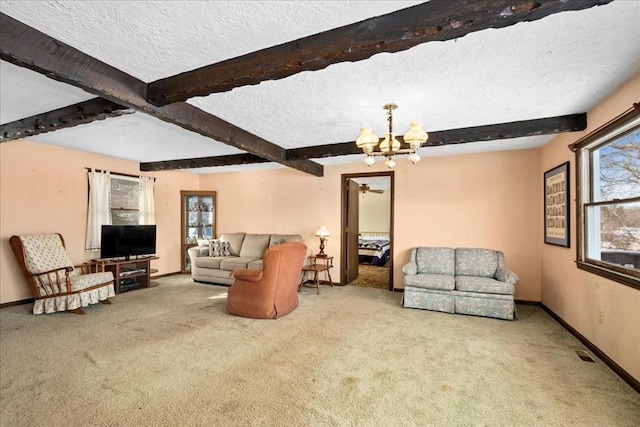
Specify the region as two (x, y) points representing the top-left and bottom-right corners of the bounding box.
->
(112, 211), (139, 225)
(585, 202), (640, 270)
(111, 178), (139, 209)
(592, 128), (640, 202)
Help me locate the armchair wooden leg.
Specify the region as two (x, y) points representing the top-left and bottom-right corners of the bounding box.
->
(70, 308), (86, 315)
(100, 299), (112, 305)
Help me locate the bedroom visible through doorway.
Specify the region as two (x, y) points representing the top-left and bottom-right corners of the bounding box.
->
(341, 172), (394, 290)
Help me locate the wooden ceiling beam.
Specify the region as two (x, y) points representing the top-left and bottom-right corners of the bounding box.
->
(147, 0), (612, 106)
(0, 13), (323, 176)
(0, 98), (132, 142)
(286, 113), (587, 160)
(139, 113), (587, 169)
(140, 153), (269, 171)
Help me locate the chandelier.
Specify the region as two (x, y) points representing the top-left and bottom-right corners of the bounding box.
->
(356, 103), (428, 168)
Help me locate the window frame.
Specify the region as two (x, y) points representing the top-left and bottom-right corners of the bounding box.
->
(573, 105), (640, 289)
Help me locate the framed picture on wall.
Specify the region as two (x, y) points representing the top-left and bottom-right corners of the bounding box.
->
(544, 161), (570, 247)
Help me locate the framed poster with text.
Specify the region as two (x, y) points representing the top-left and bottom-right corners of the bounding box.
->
(544, 161), (570, 247)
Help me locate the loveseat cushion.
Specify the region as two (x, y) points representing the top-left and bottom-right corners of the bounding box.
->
(404, 273), (455, 290)
(455, 276), (515, 295)
(239, 234), (271, 258)
(220, 233), (246, 256)
(455, 248), (499, 278)
(416, 247), (455, 275)
(219, 257), (262, 271)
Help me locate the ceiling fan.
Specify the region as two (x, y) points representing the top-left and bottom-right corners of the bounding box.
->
(359, 184), (384, 194)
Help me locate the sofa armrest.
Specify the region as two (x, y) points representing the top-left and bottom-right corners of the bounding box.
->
(496, 266), (519, 284)
(187, 246), (205, 260)
(402, 262), (418, 276)
(232, 268), (264, 282)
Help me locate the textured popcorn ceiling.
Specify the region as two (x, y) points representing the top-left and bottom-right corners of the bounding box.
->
(1, 1), (640, 173)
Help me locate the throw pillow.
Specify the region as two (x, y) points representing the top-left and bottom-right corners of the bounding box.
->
(197, 239), (211, 256)
(208, 239), (223, 257)
(221, 241), (231, 256)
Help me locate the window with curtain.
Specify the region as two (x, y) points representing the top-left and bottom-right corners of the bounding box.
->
(86, 170), (155, 251)
(573, 105), (640, 289)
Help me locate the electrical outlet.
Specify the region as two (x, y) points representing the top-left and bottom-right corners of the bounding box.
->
(598, 310), (604, 324)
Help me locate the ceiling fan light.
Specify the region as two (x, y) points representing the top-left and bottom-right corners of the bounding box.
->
(384, 158), (396, 168)
(403, 122), (428, 147)
(356, 127), (379, 149)
(364, 155), (376, 166)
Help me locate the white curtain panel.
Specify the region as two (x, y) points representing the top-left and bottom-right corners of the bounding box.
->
(85, 169), (111, 251)
(139, 176), (156, 225)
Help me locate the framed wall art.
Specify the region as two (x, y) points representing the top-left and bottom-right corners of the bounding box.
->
(544, 161), (570, 247)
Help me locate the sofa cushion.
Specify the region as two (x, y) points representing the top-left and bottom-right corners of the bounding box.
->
(195, 256), (232, 270)
(247, 259), (264, 270)
(404, 273), (455, 290)
(416, 247), (455, 275)
(219, 257), (262, 271)
(239, 234), (271, 258)
(269, 234), (303, 247)
(455, 276), (515, 295)
(455, 248), (499, 278)
(220, 233), (246, 256)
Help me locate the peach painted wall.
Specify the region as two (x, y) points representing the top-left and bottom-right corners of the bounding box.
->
(359, 191), (391, 233)
(0, 140), (199, 304)
(540, 72), (640, 381)
(199, 148), (542, 301)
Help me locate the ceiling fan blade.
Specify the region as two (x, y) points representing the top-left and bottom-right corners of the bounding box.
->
(371, 189), (385, 194)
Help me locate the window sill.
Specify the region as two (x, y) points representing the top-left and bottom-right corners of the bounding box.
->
(576, 261), (640, 290)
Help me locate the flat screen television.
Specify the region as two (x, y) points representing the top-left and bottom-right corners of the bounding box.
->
(100, 225), (157, 260)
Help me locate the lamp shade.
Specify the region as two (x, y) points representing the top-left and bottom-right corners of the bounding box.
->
(403, 122), (428, 147)
(379, 135), (401, 153)
(315, 225), (330, 238)
(356, 128), (379, 149)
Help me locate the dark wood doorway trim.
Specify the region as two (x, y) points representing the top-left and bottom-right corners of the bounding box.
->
(341, 171), (395, 291)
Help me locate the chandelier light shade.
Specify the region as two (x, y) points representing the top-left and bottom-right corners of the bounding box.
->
(356, 103), (428, 168)
(315, 225), (330, 257)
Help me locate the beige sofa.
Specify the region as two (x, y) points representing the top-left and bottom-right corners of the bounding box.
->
(187, 232), (303, 285)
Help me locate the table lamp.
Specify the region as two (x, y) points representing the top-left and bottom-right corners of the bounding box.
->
(315, 225), (330, 257)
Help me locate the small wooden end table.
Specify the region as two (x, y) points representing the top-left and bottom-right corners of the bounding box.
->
(298, 256), (333, 295)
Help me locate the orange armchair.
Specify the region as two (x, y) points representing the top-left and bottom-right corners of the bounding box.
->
(227, 241), (307, 319)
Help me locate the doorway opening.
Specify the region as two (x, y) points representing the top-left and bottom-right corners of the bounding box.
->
(341, 171), (394, 291)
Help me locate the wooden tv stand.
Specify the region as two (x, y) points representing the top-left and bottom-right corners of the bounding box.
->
(100, 256), (159, 294)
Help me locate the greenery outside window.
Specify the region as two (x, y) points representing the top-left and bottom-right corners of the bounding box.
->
(572, 105), (640, 289)
(110, 175), (140, 225)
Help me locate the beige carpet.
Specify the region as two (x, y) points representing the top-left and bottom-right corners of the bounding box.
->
(1, 274), (638, 426)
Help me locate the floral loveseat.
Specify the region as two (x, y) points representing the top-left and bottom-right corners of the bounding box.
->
(402, 247), (519, 320)
(187, 232), (303, 285)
